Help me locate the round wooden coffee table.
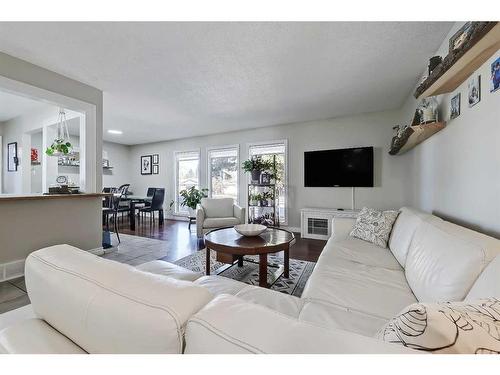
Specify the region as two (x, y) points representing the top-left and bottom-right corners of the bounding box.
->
(204, 227), (295, 288)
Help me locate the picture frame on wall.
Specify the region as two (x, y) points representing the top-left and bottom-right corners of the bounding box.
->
(152, 154), (159, 164)
(152, 164), (159, 174)
(449, 22), (472, 53)
(468, 75), (481, 107)
(7, 142), (18, 172)
(450, 93), (460, 119)
(141, 155), (152, 175)
(491, 56), (500, 93)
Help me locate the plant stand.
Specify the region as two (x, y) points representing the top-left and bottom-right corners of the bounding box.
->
(247, 183), (278, 226)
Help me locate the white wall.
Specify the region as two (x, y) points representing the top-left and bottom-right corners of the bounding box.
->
(398, 23), (500, 236)
(102, 141), (132, 188)
(128, 109), (412, 228)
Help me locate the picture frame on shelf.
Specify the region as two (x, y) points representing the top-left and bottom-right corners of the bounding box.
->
(152, 154), (159, 164)
(449, 22), (472, 53)
(468, 75), (481, 107)
(7, 142), (18, 172)
(141, 155), (152, 175)
(152, 164), (159, 174)
(450, 93), (461, 119)
(260, 172), (271, 185)
(491, 56), (500, 93)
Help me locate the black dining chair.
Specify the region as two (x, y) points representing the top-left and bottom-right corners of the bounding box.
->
(102, 188), (125, 243)
(139, 188), (165, 227)
(116, 184), (131, 222)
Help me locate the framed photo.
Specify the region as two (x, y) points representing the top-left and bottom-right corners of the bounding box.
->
(152, 164), (159, 174)
(490, 56), (500, 93)
(449, 22), (472, 53)
(152, 154), (159, 164)
(450, 93), (461, 119)
(468, 75), (481, 107)
(141, 155), (152, 175)
(7, 142), (18, 172)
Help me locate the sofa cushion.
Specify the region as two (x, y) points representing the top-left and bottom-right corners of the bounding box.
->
(236, 286), (305, 318)
(388, 207), (439, 267)
(194, 275), (249, 296)
(377, 298), (500, 354)
(25, 245), (213, 354)
(0, 319), (86, 354)
(201, 198), (234, 218)
(136, 260), (202, 281)
(299, 300), (388, 337)
(302, 257), (417, 319)
(322, 237), (403, 270)
(203, 217), (240, 228)
(349, 207), (399, 248)
(466, 255), (500, 300)
(405, 221), (486, 302)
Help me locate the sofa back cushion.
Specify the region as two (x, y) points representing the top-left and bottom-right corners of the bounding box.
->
(404, 221), (486, 302)
(201, 198), (234, 218)
(388, 207), (439, 267)
(25, 245), (212, 354)
(466, 255), (500, 300)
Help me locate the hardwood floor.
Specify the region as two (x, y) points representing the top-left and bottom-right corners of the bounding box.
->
(115, 217), (326, 263)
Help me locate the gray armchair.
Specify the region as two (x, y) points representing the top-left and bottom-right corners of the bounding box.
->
(196, 198), (246, 238)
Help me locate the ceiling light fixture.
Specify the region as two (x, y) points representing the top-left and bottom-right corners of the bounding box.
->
(108, 130), (123, 135)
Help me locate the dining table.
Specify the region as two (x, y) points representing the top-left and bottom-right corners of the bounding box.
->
(120, 195), (162, 230)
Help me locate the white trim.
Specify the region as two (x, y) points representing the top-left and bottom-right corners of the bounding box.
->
(0, 75), (98, 193)
(0, 258), (25, 282)
(0, 135), (2, 194)
(173, 148), (201, 215)
(206, 144), (240, 205)
(246, 139), (289, 226)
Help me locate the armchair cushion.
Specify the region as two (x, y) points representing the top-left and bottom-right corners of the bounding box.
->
(200, 198), (234, 218)
(203, 217), (241, 228)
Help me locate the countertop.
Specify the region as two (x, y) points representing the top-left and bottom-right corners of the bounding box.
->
(0, 193), (109, 202)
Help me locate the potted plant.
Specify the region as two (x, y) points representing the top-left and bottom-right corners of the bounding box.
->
(45, 139), (73, 156)
(242, 156), (272, 183)
(179, 186), (208, 217)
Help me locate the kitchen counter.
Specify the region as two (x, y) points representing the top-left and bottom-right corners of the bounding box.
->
(0, 193), (109, 202)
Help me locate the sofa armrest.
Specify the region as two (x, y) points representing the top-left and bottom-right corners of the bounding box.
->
(331, 217), (357, 242)
(233, 204), (246, 224)
(196, 204), (205, 238)
(184, 295), (416, 354)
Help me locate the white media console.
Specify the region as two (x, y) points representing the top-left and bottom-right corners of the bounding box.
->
(300, 207), (359, 240)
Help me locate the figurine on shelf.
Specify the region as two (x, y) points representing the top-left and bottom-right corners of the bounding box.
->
(417, 96), (439, 124)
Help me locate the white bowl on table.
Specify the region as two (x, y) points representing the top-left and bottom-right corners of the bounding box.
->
(234, 224), (267, 237)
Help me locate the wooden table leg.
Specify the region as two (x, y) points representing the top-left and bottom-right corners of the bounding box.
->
(159, 209), (164, 226)
(284, 247), (290, 278)
(238, 255), (244, 267)
(206, 247), (211, 275)
(259, 253), (268, 288)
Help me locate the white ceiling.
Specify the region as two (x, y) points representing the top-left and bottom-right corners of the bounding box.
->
(0, 22), (453, 145)
(0, 90), (53, 122)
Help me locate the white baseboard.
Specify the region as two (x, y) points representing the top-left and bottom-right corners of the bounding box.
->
(0, 259), (25, 282)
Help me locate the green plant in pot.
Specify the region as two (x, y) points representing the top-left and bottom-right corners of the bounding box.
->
(242, 156), (274, 183)
(179, 186), (208, 216)
(45, 139), (73, 156)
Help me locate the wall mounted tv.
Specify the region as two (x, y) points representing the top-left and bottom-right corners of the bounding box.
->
(304, 146), (374, 187)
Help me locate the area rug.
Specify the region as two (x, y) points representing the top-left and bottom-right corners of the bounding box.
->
(174, 249), (315, 297)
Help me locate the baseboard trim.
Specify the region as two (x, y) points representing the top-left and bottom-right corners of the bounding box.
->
(0, 259), (25, 282)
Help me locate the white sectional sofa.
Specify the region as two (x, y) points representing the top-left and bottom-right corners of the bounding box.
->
(1, 207), (499, 354)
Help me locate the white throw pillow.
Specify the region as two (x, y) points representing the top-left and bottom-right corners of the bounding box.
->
(376, 298), (500, 354)
(349, 207), (399, 248)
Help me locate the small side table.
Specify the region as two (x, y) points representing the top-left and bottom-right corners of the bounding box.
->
(188, 216), (196, 230)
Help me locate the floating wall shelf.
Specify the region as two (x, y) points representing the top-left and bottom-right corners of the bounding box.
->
(415, 22), (500, 99)
(389, 122), (446, 155)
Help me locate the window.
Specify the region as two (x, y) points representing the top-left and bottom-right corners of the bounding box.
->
(208, 146), (239, 203)
(248, 140), (288, 225)
(174, 150), (200, 213)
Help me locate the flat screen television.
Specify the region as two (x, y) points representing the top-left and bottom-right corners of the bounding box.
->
(304, 147), (373, 187)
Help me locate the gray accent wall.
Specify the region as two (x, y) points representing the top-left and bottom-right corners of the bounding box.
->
(128, 109), (413, 228)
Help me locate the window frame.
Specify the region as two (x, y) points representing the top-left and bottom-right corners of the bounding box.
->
(206, 144), (240, 205)
(173, 149), (201, 215)
(246, 139), (288, 226)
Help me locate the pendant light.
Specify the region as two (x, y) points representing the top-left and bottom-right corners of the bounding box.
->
(45, 109), (73, 156)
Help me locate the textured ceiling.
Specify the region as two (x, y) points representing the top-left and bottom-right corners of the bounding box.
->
(0, 90), (53, 122)
(0, 22), (453, 144)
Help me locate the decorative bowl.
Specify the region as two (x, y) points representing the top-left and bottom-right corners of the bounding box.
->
(234, 224), (267, 237)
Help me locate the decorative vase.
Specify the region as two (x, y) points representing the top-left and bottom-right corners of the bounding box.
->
(251, 169), (261, 183)
(187, 207), (196, 218)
